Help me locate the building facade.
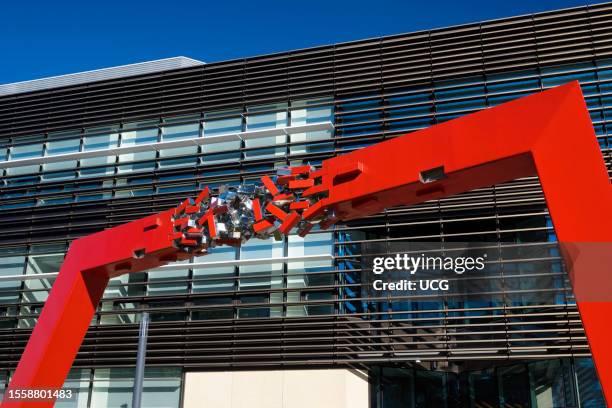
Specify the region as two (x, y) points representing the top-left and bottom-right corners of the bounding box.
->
(0, 3), (611, 407)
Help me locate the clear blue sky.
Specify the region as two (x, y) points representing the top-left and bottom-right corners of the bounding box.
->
(0, 0), (595, 84)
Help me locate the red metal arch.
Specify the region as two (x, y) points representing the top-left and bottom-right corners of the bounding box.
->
(2, 81), (611, 406)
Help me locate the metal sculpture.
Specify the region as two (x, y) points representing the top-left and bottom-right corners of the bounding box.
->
(2, 81), (611, 407)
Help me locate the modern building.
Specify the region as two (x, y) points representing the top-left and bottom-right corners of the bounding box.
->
(0, 3), (611, 407)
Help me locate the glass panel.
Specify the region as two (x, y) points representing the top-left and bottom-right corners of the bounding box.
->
(239, 238), (283, 318)
(192, 246), (236, 293)
(37, 196), (73, 206)
(499, 364), (530, 408)
(161, 116), (200, 140)
(0, 256), (25, 303)
(246, 103), (287, 130)
(75, 192), (112, 202)
(244, 104), (287, 159)
(41, 170), (77, 181)
(147, 259), (189, 295)
(201, 150), (241, 164)
(415, 371), (447, 408)
(468, 368), (497, 408)
(117, 160), (155, 173)
(90, 367), (182, 408)
(140, 367), (182, 408)
(4, 175), (39, 187)
(45, 136), (80, 155)
(529, 359), (576, 408)
(290, 98), (334, 154)
(99, 299), (140, 325)
(381, 368), (415, 408)
(43, 133), (80, 172)
(105, 271), (146, 299)
(159, 116), (199, 165)
(575, 357), (606, 408)
(83, 128), (120, 151)
(58, 368), (90, 408)
(90, 368), (133, 408)
(10, 141), (43, 160)
(203, 110), (242, 154)
(114, 187), (154, 198)
(7, 140), (43, 176)
(0, 371), (6, 401)
(21, 253), (63, 304)
(119, 121), (158, 163)
(287, 233), (333, 316)
(81, 127), (119, 175)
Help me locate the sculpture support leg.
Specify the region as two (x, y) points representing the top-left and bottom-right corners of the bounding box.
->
(2, 260), (108, 408)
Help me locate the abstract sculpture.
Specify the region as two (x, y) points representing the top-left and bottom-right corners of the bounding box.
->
(2, 81), (611, 407)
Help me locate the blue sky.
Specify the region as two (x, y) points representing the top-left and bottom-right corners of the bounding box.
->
(0, 0), (594, 84)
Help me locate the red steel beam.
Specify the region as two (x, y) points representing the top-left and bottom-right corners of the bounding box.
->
(2, 81), (611, 406)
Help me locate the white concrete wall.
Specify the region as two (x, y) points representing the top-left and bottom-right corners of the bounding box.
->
(182, 369), (369, 408)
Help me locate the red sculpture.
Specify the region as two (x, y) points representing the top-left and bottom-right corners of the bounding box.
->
(2, 81), (611, 406)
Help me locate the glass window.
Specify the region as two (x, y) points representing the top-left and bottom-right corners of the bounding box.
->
(158, 116), (199, 167)
(192, 246), (236, 294)
(246, 103), (287, 130)
(119, 121), (158, 163)
(45, 136), (80, 156)
(0, 370), (6, 401)
(117, 160), (155, 174)
(287, 233), (334, 316)
(529, 359), (576, 408)
(43, 132), (80, 172)
(7, 140), (43, 176)
(467, 369), (498, 408)
(204, 110), (242, 136)
(575, 358), (606, 408)
(99, 300), (140, 325)
(290, 98), (334, 154)
(498, 365), (530, 408)
(81, 127), (119, 175)
(58, 369), (90, 408)
(0, 144), (8, 162)
(415, 371), (447, 407)
(90, 368), (133, 408)
(21, 253), (63, 303)
(147, 259), (189, 296)
(37, 196), (73, 206)
(10, 141), (43, 160)
(0, 256), (25, 303)
(202, 110), (242, 155)
(156, 183), (195, 194)
(75, 192), (112, 202)
(90, 367), (181, 408)
(161, 116), (200, 141)
(140, 367), (182, 408)
(191, 296), (233, 320)
(83, 128), (120, 151)
(292, 98), (333, 125)
(436, 98), (486, 114)
(0, 200), (36, 209)
(104, 271), (146, 300)
(435, 82), (485, 101)
(201, 150), (241, 165)
(244, 104), (287, 159)
(114, 187), (154, 198)
(239, 238), (284, 318)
